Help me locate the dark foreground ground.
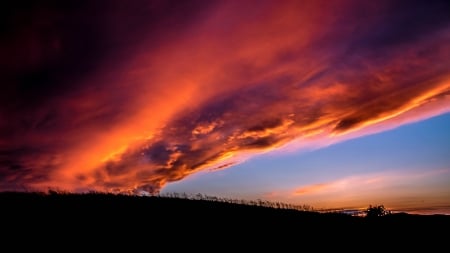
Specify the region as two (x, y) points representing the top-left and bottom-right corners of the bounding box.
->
(1, 192), (449, 249)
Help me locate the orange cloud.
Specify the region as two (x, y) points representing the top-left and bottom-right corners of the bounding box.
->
(294, 184), (332, 195)
(1, 0), (449, 193)
(289, 169), (450, 211)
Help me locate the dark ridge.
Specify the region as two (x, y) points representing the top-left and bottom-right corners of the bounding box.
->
(1, 191), (448, 248)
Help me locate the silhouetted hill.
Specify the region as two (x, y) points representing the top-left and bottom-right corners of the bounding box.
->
(1, 192), (448, 248)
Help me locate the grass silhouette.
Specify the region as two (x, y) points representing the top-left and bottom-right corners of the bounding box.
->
(1, 191), (448, 247)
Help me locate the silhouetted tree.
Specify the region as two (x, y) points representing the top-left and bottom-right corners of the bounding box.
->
(365, 205), (391, 218)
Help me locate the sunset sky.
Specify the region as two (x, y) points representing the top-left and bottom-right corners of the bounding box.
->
(1, 0), (449, 214)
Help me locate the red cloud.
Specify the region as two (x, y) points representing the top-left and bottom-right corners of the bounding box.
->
(1, 0), (449, 193)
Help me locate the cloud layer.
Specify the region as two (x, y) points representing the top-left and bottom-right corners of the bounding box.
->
(1, 0), (450, 193)
(289, 168), (450, 211)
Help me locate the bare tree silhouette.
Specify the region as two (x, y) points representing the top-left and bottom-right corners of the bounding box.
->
(365, 205), (391, 218)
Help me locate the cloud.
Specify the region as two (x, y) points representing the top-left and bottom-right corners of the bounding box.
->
(294, 184), (332, 195)
(293, 176), (385, 197)
(289, 168), (450, 210)
(1, 0), (450, 193)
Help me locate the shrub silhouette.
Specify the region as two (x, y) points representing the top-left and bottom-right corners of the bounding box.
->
(365, 205), (391, 218)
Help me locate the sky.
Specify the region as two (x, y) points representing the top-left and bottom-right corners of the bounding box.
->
(163, 112), (450, 214)
(1, 0), (449, 214)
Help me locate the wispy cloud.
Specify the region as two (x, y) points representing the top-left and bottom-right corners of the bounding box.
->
(292, 175), (386, 197)
(294, 183), (332, 195)
(294, 168), (450, 194)
(289, 168), (450, 209)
